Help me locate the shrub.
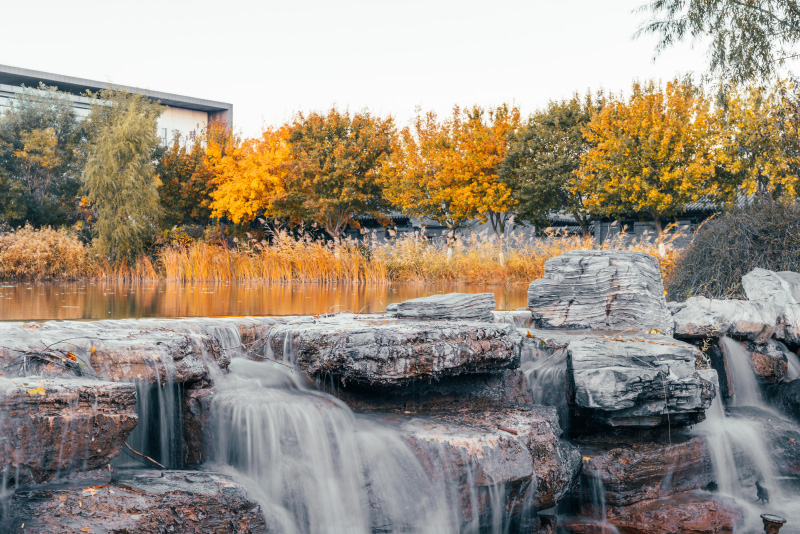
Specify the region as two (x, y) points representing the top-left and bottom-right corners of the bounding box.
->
(0, 225), (99, 280)
(665, 202), (800, 300)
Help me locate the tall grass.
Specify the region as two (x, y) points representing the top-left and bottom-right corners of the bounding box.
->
(0, 225), (681, 284)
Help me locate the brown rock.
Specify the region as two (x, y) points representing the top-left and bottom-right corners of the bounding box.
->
(604, 493), (744, 534)
(0, 377), (137, 484)
(581, 436), (714, 506)
(399, 405), (581, 511)
(1, 470), (268, 533)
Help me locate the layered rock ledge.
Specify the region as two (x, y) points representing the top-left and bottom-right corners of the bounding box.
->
(386, 292), (496, 322)
(261, 315), (522, 388)
(0, 377), (137, 484)
(528, 250), (673, 334)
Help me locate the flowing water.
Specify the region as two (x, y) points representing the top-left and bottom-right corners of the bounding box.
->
(0, 281), (528, 321)
(693, 337), (800, 533)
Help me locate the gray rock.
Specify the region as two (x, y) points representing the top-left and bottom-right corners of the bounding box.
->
(387, 292), (496, 322)
(0, 376), (137, 484)
(671, 297), (777, 343)
(743, 268), (800, 307)
(742, 268), (800, 346)
(567, 334), (715, 427)
(528, 250), (673, 334)
(262, 314), (522, 388)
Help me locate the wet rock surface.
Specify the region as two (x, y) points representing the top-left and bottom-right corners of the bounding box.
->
(581, 435), (714, 506)
(528, 250), (673, 334)
(564, 493), (744, 534)
(0, 318), (280, 384)
(262, 315), (522, 388)
(671, 297), (777, 343)
(742, 268), (800, 347)
(397, 404), (581, 511)
(0, 377), (137, 484)
(0, 469), (268, 533)
(768, 379), (800, 422)
(567, 334), (715, 428)
(385, 292), (497, 322)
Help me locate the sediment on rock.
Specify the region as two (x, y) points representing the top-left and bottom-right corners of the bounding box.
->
(0, 470), (268, 534)
(0, 377), (137, 484)
(528, 250), (673, 334)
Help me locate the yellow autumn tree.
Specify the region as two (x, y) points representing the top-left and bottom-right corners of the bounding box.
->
(721, 81), (800, 201)
(577, 79), (726, 235)
(208, 127), (289, 224)
(385, 105), (519, 241)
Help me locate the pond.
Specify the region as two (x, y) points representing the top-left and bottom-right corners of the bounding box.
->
(0, 281), (529, 321)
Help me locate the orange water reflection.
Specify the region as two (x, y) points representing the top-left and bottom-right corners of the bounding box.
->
(0, 282), (529, 321)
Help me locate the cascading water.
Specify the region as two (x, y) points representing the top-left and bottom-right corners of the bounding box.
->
(693, 337), (800, 532)
(520, 346), (569, 430)
(202, 326), (528, 533)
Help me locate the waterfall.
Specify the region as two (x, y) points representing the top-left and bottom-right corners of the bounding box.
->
(521, 346), (570, 430)
(693, 346), (800, 532)
(720, 337), (766, 409)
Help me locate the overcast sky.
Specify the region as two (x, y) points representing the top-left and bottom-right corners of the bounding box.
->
(4, 0), (718, 136)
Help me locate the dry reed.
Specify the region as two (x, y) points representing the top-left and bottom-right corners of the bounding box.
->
(0, 225), (681, 284)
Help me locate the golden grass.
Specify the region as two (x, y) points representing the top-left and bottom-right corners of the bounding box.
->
(0, 225), (681, 284)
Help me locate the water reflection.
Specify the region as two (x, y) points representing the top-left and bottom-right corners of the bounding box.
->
(0, 281), (528, 321)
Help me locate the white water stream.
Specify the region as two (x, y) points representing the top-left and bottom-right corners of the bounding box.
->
(693, 337), (800, 533)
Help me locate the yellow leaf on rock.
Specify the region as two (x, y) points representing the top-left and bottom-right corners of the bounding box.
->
(26, 387), (45, 396)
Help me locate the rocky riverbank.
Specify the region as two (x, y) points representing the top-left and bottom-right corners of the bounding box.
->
(0, 250), (798, 533)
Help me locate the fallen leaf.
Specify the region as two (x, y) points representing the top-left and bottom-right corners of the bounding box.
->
(57, 496), (67, 502)
(647, 328), (662, 335)
(526, 330), (536, 338)
(26, 387), (45, 396)
(66, 352), (77, 361)
(81, 528), (91, 532)
(90, 346), (96, 355)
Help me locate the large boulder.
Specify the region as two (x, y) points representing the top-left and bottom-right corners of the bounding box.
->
(400, 405), (580, 512)
(528, 251), (673, 334)
(742, 268), (800, 347)
(568, 334), (715, 428)
(386, 292), (496, 322)
(261, 315), (522, 388)
(768, 379), (800, 421)
(0, 470), (268, 533)
(671, 297), (777, 343)
(581, 436), (714, 506)
(0, 377), (137, 484)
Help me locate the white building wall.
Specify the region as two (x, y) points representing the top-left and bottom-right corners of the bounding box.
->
(157, 107), (209, 145)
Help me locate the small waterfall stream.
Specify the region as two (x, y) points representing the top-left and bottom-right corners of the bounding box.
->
(693, 337), (800, 532)
(200, 326), (525, 533)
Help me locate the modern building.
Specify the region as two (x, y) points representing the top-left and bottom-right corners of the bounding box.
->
(0, 64), (232, 144)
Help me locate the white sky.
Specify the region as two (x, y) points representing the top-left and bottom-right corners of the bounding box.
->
(2, 0), (726, 136)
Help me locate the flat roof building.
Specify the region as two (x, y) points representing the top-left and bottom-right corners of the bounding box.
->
(0, 64), (232, 144)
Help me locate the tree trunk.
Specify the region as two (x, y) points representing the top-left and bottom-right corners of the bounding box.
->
(573, 211), (591, 239)
(652, 212), (663, 236)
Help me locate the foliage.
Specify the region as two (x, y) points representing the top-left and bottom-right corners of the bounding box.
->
(0, 224), (98, 280)
(208, 127), (288, 225)
(720, 82), (800, 200)
(83, 89), (162, 261)
(666, 201), (800, 299)
(0, 84), (85, 226)
(385, 105), (519, 239)
(283, 108), (396, 237)
(157, 131), (217, 227)
(502, 93), (601, 237)
(637, 0), (800, 84)
(577, 79), (726, 234)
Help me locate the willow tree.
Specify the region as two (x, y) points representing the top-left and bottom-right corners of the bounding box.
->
(638, 0), (800, 84)
(83, 89), (162, 261)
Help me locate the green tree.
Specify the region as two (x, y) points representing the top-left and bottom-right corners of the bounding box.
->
(638, 0), (800, 83)
(0, 84), (84, 225)
(83, 89), (162, 261)
(156, 132), (215, 227)
(283, 108), (395, 238)
(501, 93), (601, 237)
